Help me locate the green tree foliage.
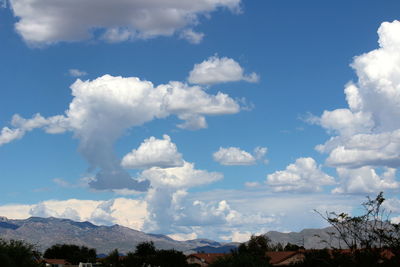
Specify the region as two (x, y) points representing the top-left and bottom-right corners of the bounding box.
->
(316, 192), (400, 250)
(152, 249), (188, 267)
(122, 241), (189, 267)
(295, 192), (400, 266)
(103, 249), (122, 267)
(209, 235), (272, 267)
(43, 244), (96, 264)
(0, 239), (40, 267)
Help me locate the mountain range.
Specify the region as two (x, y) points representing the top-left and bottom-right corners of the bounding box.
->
(0, 216), (337, 254)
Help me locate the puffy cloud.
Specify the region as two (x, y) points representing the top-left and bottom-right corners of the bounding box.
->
(332, 167), (399, 194)
(180, 29), (204, 44)
(9, 0), (241, 45)
(69, 69), (87, 77)
(320, 130), (400, 168)
(266, 157), (335, 192)
(0, 127), (24, 145)
(188, 56), (259, 85)
(221, 231), (252, 242)
(140, 161), (222, 188)
(0, 114), (69, 145)
(383, 198), (400, 214)
(314, 21), (400, 170)
(143, 186), (275, 235)
(121, 135), (183, 169)
(0, 204), (32, 219)
(0, 74), (240, 190)
(213, 146), (267, 166)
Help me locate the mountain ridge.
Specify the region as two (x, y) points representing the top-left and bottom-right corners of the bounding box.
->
(0, 216), (336, 253)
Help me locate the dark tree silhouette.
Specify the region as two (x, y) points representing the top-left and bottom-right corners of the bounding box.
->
(209, 235), (272, 267)
(104, 249), (122, 267)
(0, 239), (40, 267)
(123, 241), (190, 267)
(44, 244), (96, 264)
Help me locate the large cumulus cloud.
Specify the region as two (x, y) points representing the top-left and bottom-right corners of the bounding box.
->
(311, 20), (400, 193)
(0, 74), (240, 191)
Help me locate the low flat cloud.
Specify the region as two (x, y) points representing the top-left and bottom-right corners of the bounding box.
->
(213, 146), (267, 166)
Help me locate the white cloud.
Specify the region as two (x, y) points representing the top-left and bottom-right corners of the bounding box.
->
(314, 20), (400, 171)
(180, 29), (204, 44)
(332, 167), (399, 194)
(53, 178), (71, 188)
(245, 182), (261, 188)
(0, 191), (365, 242)
(213, 146), (267, 166)
(69, 69), (87, 77)
(101, 28), (135, 43)
(9, 0), (241, 45)
(0, 114), (68, 145)
(383, 198), (400, 214)
(0, 198), (148, 230)
(0, 74), (240, 190)
(266, 157), (335, 192)
(0, 127), (24, 145)
(222, 231), (251, 242)
(213, 147), (255, 165)
(0, 204), (32, 219)
(188, 55), (259, 85)
(167, 232), (198, 241)
(121, 135), (184, 169)
(319, 130), (400, 169)
(140, 161), (222, 189)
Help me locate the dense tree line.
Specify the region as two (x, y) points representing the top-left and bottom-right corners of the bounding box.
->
(294, 192), (400, 266)
(0, 239), (40, 267)
(102, 241), (193, 267)
(43, 243), (97, 264)
(209, 235), (273, 267)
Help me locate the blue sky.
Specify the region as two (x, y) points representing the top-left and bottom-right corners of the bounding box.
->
(1, 0), (400, 242)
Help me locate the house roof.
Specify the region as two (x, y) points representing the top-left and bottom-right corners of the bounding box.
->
(187, 253), (226, 264)
(42, 258), (71, 264)
(266, 251), (302, 265)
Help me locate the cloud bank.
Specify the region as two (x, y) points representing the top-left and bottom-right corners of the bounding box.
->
(9, 0), (241, 45)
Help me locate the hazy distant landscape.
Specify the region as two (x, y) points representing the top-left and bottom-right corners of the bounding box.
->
(0, 216), (340, 254)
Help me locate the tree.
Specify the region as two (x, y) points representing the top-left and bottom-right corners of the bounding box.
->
(284, 242), (304, 251)
(0, 239), (41, 267)
(315, 192), (400, 250)
(295, 192), (400, 266)
(209, 235), (272, 267)
(43, 244), (96, 264)
(103, 249), (121, 267)
(123, 241), (190, 267)
(153, 249), (188, 267)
